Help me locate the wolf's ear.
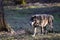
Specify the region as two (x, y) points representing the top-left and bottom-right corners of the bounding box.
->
(30, 17), (34, 21)
(30, 16), (36, 21)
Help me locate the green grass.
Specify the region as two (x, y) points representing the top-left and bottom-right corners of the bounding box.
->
(1, 33), (60, 40)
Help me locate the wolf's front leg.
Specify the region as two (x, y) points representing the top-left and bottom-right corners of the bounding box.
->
(32, 27), (37, 37)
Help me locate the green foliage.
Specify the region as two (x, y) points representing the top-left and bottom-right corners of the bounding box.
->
(21, 0), (26, 6)
(22, 0), (26, 5)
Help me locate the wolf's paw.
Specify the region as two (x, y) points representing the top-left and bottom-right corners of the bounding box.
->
(32, 35), (36, 37)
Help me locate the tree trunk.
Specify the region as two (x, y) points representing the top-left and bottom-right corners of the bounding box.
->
(0, 0), (14, 34)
